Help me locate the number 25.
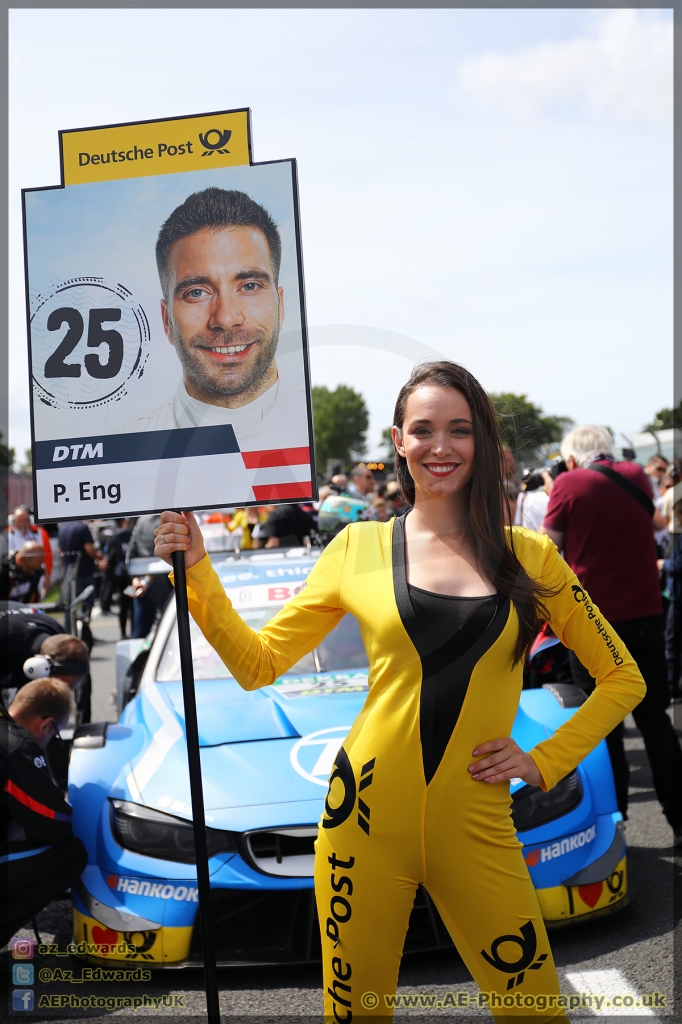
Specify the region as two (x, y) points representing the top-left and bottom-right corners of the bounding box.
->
(44, 307), (124, 380)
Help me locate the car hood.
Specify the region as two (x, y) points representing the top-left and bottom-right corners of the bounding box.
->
(163, 679), (299, 746)
(123, 676), (368, 827)
(161, 673), (369, 747)
(125, 679), (557, 827)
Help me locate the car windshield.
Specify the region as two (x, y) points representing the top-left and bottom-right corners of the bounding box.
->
(315, 612), (369, 670)
(156, 605), (368, 681)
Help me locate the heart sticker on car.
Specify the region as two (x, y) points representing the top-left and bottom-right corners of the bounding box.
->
(92, 925), (119, 948)
(577, 882), (603, 908)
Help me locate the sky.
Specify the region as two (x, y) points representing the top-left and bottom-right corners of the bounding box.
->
(8, 7), (673, 462)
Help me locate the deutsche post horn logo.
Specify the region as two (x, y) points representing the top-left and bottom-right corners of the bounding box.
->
(480, 920), (548, 990)
(322, 747), (356, 830)
(198, 128), (232, 156)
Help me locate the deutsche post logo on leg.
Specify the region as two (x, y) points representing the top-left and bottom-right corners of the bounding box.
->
(481, 920), (548, 990)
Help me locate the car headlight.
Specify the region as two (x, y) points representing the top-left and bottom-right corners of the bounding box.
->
(110, 800), (237, 864)
(511, 770), (583, 833)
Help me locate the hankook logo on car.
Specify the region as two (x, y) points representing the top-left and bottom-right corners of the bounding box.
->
(106, 875), (198, 901)
(524, 824), (596, 866)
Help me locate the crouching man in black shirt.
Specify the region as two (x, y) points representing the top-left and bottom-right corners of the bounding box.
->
(1, 679), (87, 945)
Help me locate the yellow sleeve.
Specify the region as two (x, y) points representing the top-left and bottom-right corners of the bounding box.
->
(170, 529), (349, 691)
(225, 510), (244, 532)
(526, 536), (646, 791)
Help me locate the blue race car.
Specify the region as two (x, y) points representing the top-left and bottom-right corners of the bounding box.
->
(68, 548), (628, 968)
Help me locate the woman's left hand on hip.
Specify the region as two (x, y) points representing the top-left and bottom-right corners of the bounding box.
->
(468, 737), (543, 787)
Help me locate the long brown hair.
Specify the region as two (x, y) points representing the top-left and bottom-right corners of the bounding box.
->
(393, 360), (557, 665)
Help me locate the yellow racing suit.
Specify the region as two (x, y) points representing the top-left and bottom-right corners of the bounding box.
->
(175, 520), (645, 1022)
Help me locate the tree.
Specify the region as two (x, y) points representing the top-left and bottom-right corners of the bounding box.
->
(0, 433), (15, 470)
(312, 385), (369, 473)
(489, 393), (572, 462)
(380, 426), (395, 463)
(645, 403), (681, 431)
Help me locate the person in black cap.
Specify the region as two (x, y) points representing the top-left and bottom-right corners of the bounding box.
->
(1, 678), (87, 946)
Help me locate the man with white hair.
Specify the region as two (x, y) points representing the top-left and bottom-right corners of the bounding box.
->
(541, 425), (682, 845)
(1, 508), (53, 586)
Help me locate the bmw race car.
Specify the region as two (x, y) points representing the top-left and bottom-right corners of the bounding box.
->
(68, 548), (629, 968)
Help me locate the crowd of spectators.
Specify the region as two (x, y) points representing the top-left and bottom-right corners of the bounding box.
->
(509, 429), (681, 844)
(2, 435), (680, 948)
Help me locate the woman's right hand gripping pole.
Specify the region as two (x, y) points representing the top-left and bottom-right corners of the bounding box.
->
(154, 511), (206, 570)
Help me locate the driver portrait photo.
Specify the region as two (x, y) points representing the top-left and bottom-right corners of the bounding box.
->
(124, 186), (309, 452)
(24, 144), (314, 518)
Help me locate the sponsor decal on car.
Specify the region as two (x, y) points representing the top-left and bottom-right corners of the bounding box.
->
(290, 727), (350, 786)
(216, 581), (309, 609)
(274, 673), (369, 699)
(106, 875), (198, 901)
(524, 824), (596, 866)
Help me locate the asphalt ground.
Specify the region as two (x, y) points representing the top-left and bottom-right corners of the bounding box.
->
(2, 608), (679, 1022)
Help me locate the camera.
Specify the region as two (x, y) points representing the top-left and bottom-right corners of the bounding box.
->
(521, 458), (567, 493)
(550, 458), (567, 479)
(521, 469), (545, 492)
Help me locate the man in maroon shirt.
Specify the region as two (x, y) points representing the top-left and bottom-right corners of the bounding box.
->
(542, 425), (681, 845)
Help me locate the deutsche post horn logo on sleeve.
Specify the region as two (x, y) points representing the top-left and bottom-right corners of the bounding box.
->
(198, 128), (232, 156)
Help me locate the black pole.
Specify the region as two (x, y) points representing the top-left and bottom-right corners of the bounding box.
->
(172, 550), (221, 1022)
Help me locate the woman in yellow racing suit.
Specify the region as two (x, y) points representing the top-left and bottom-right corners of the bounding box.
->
(155, 361), (644, 1023)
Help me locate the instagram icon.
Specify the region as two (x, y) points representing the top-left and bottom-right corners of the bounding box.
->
(11, 938), (34, 959)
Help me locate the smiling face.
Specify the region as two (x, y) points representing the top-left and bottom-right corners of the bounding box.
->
(161, 226), (284, 408)
(392, 384), (475, 502)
